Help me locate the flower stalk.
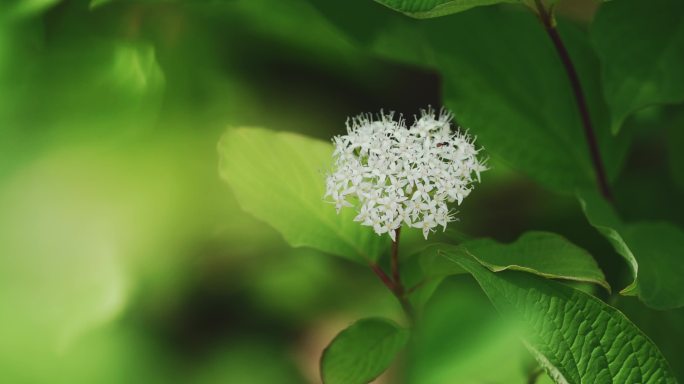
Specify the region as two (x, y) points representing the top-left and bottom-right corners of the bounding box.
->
(369, 235), (415, 324)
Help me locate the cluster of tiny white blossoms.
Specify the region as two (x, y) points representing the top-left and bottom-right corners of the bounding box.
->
(324, 107), (487, 241)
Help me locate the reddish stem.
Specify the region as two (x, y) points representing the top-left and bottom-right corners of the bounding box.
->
(533, 0), (613, 201)
(369, 228), (415, 324)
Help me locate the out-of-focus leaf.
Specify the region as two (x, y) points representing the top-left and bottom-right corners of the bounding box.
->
(218, 127), (387, 263)
(0, 0), (62, 20)
(1, 323), (169, 383)
(320, 317), (408, 384)
(592, 0), (684, 134)
(38, 41), (165, 131)
(621, 223), (684, 308)
(373, 0), (520, 19)
(0, 129), (242, 373)
(192, 341), (305, 384)
(0, 156), (131, 357)
(89, 0), (111, 9)
(408, 276), (537, 384)
(667, 107), (684, 191)
(89, 0), (237, 9)
(248, 248), (338, 320)
(578, 190), (684, 309)
(0, 38), (165, 181)
(441, 250), (677, 384)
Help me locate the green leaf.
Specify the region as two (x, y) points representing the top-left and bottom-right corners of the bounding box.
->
(621, 223), (684, 309)
(373, 0), (520, 19)
(303, 6), (631, 193)
(592, 0), (684, 134)
(617, 297), (684, 383)
(464, 231), (609, 291)
(408, 277), (537, 384)
(420, 231), (608, 289)
(320, 317), (409, 384)
(576, 191), (636, 280)
(441, 250), (678, 384)
(666, 107), (684, 191)
(578, 190), (684, 309)
(430, 8), (628, 193)
(412, 231), (609, 312)
(218, 127), (387, 263)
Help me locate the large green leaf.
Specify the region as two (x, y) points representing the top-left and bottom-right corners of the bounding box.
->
(617, 297), (684, 383)
(420, 231), (608, 289)
(218, 127), (387, 263)
(463, 231), (609, 291)
(304, 5), (631, 193)
(373, 0), (520, 19)
(440, 249), (677, 384)
(408, 277), (541, 384)
(430, 8), (628, 193)
(320, 317), (409, 384)
(592, 0), (684, 134)
(411, 231), (608, 312)
(578, 190), (684, 309)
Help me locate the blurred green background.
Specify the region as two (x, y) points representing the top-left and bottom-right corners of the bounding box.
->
(1, 0), (682, 383)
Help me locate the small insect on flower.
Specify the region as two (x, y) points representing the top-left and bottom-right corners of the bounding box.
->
(324, 107), (487, 241)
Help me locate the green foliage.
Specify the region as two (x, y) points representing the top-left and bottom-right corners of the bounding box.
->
(408, 277), (535, 383)
(309, 4), (632, 193)
(218, 127), (387, 263)
(0, 0), (62, 20)
(192, 342), (305, 384)
(373, 0), (520, 19)
(420, 231), (609, 291)
(4, 0), (684, 383)
(440, 249), (677, 384)
(320, 317), (409, 384)
(434, 8), (622, 192)
(621, 223), (684, 309)
(667, 108), (684, 191)
(464, 231), (609, 290)
(592, 0), (684, 134)
(617, 297), (684, 382)
(578, 190), (684, 309)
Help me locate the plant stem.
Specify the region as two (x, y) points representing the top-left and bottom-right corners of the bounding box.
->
(391, 227), (402, 289)
(370, 262), (396, 292)
(533, 0), (613, 201)
(369, 227), (415, 324)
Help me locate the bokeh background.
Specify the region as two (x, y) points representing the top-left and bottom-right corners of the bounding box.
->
(1, 0), (683, 383)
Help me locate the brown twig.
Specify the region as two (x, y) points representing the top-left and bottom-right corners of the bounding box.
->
(369, 227), (415, 324)
(391, 227), (402, 291)
(533, 0), (613, 201)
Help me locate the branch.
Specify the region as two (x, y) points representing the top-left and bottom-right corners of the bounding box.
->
(533, 0), (613, 201)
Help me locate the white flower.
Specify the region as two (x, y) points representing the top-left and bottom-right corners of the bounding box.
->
(324, 107), (487, 240)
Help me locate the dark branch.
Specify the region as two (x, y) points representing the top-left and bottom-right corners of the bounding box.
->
(533, 0), (613, 200)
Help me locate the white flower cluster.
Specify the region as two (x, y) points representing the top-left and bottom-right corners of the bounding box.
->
(325, 108), (487, 241)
